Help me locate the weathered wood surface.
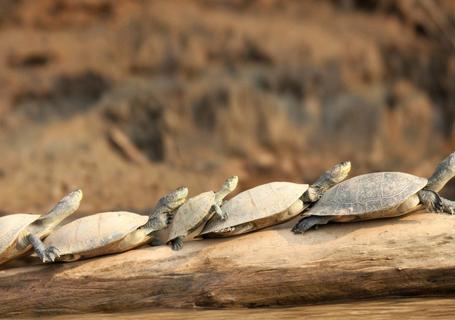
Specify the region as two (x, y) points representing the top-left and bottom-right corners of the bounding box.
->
(1, 213), (455, 316)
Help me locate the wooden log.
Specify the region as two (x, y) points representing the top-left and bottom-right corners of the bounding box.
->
(1, 213), (455, 316)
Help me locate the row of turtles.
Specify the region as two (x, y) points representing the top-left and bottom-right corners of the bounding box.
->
(1, 152), (455, 265)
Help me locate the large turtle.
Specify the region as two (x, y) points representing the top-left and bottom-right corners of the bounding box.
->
(44, 187), (188, 261)
(0, 190), (83, 265)
(200, 161), (351, 238)
(292, 152), (455, 234)
(167, 176), (239, 250)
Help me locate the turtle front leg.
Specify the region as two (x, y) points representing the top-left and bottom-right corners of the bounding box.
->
(420, 190), (455, 215)
(26, 234), (60, 262)
(292, 216), (332, 234)
(418, 189), (444, 213)
(212, 204), (228, 220)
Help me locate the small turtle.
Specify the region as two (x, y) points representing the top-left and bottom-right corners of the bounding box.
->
(0, 190), (82, 265)
(44, 187), (188, 261)
(200, 161), (351, 238)
(167, 176), (239, 250)
(292, 152), (455, 234)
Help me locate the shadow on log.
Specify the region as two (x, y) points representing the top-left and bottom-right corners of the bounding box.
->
(1, 213), (455, 316)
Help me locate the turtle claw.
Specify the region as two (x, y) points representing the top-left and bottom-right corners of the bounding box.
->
(172, 242), (182, 251)
(41, 246), (60, 263)
(444, 204), (455, 215)
(434, 198), (444, 214)
(432, 202), (444, 214)
(170, 237), (184, 251)
(429, 193), (455, 215)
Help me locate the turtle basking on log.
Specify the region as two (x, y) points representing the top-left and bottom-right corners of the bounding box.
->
(167, 176), (239, 250)
(44, 187), (188, 261)
(0, 190), (82, 265)
(200, 161), (351, 238)
(292, 152), (455, 234)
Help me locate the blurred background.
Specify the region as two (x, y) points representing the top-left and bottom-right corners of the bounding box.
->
(0, 0), (453, 215)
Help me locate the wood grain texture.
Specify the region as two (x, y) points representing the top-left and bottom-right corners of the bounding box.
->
(1, 213), (455, 316)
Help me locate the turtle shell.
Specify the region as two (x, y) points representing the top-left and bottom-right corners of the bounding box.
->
(44, 211), (148, 256)
(201, 182), (308, 235)
(0, 214), (40, 259)
(167, 191), (215, 241)
(308, 172), (427, 217)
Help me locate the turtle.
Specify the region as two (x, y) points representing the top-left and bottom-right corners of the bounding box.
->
(44, 186), (188, 261)
(292, 152), (455, 234)
(200, 161), (351, 238)
(167, 176), (239, 250)
(0, 189), (83, 265)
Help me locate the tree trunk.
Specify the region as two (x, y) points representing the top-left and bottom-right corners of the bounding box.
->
(1, 213), (455, 316)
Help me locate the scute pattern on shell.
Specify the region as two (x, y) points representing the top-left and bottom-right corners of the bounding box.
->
(0, 214), (40, 256)
(202, 182), (308, 234)
(44, 211), (148, 255)
(309, 172), (428, 216)
(168, 191), (215, 240)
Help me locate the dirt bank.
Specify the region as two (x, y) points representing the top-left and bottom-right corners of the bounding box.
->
(0, 0), (453, 214)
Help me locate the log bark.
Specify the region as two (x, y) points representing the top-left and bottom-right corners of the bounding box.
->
(1, 213), (455, 316)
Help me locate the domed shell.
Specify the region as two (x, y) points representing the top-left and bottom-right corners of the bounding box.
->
(309, 172), (428, 216)
(44, 211), (148, 256)
(167, 191), (215, 240)
(0, 214), (40, 256)
(201, 182), (308, 235)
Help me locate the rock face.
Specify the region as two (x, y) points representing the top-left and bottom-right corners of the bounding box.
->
(0, 0), (453, 213)
(1, 213), (455, 316)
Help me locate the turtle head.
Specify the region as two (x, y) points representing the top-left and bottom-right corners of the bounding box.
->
(446, 152), (455, 172)
(51, 189), (83, 213)
(34, 189), (84, 231)
(223, 175), (239, 192)
(305, 161), (351, 202)
(65, 189), (84, 207)
(426, 152), (455, 192)
(159, 186), (189, 212)
(215, 176), (239, 203)
(328, 160), (351, 183)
